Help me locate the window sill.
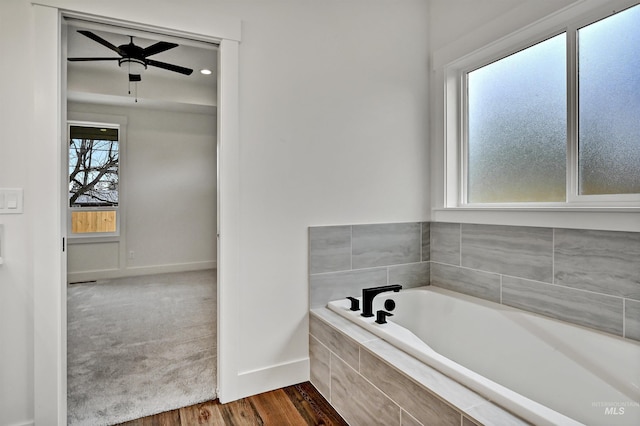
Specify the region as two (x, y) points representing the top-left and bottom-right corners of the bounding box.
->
(431, 207), (640, 232)
(68, 235), (120, 244)
(436, 205), (640, 212)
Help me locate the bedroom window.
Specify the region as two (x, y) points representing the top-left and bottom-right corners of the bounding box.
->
(448, 2), (640, 207)
(68, 123), (120, 236)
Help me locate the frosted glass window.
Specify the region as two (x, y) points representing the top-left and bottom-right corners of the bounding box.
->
(578, 4), (640, 195)
(467, 34), (567, 203)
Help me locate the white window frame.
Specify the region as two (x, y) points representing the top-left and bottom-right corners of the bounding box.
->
(67, 118), (126, 239)
(444, 0), (640, 210)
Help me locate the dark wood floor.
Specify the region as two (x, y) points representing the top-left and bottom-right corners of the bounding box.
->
(117, 382), (348, 425)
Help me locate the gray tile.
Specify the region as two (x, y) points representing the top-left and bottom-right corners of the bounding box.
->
(402, 410), (424, 426)
(431, 222), (461, 265)
(309, 334), (330, 400)
(360, 347), (461, 426)
(554, 229), (640, 300)
(461, 224), (553, 283)
(331, 353), (401, 426)
(309, 268), (387, 308)
(389, 262), (430, 289)
(352, 223), (421, 268)
(462, 416), (481, 426)
(625, 299), (640, 342)
(421, 222), (430, 262)
(502, 276), (624, 336)
(309, 313), (361, 370)
(430, 262), (501, 303)
(309, 226), (352, 274)
(310, 308), (379, 344)
(362, 339), (488, 412)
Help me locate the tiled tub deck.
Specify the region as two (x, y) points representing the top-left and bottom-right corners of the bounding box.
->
(309, 308), (530, 426)
(308, 221), (640, 425)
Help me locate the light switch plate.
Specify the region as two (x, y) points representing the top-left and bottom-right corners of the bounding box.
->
(0, 188), (23, 214)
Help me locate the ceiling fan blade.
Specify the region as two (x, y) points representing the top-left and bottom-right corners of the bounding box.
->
(143, 41), (178, 57)
(68, 57), (121, 61)
(129, 74), (142, 82)
(77, 30), (125, 56)
(146, 59), (193, 75)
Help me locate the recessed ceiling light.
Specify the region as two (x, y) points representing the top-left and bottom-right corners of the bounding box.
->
(200, 69), (212, 75)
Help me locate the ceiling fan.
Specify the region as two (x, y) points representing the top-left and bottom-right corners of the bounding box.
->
(68, 30), (194, 82)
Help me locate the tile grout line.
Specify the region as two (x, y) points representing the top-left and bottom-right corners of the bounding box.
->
(552, 228), (555, 285)
(359, 342), (468, 421)
(349, 225), (353, 271)
(339, 343), (403, 414)
(420, 222), (424, 263)
(329, 346), (332, 404)
(354, 345), (405, 416)
(459, 223), (462, 267)
(622, 298), (626, 338)
(311, 259), (431, 277)
(323, 329), (408, 421)
(430, 260), (624, 301)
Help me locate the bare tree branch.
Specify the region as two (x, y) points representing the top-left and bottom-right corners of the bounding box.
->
(69, 137), (119, 206)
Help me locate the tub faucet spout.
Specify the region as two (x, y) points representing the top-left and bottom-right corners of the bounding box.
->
(361, 284), (401, 317)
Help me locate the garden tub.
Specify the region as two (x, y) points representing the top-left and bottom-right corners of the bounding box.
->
(328, 286), (640, 425)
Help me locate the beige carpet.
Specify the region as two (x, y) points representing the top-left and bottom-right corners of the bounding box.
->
(67, 269), (217, 426)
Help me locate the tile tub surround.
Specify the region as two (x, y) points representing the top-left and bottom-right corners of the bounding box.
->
(309, 221), (639, 340)
(308, 221), (639, 425)
(309, 308), (527, 426)
(309, 223), (430, 308)
(430, 222), (640, 341)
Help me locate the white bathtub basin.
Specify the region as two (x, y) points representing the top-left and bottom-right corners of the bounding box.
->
(328, 286), (640, 426)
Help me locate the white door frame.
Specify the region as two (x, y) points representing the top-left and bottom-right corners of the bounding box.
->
(32, 3), (241, 424)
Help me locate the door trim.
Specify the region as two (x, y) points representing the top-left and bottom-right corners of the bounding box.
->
(32, 4), (241, 423)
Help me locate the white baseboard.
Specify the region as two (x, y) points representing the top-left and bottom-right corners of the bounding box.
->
(234, 357), (310, 401)
(8, 421), (34, 426)
(67, 261), (216, 283)
(126, 261), (217, 276)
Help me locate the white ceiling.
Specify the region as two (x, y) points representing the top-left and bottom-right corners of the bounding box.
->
(65, 19), (218, 112)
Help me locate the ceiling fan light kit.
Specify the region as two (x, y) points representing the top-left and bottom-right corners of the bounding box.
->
(119, 57), (147, 75)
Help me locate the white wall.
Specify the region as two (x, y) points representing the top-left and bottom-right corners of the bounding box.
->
(1, 0), (429, 424)
(0, 1), (36, 424)
(67, 103), (217, 281)
(227, 0), (431, 377)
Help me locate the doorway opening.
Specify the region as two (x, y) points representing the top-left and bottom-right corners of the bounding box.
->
(32, 6), (241, 421)
(64, 17), (219, 425)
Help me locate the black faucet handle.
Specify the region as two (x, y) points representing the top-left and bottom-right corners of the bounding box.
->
(346, 296), (360, 311)
(375, 310), (394, 324)
(384, 299), (396, 312)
